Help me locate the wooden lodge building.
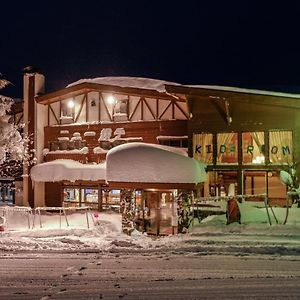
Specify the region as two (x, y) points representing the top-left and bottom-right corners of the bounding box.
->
(166, 84), (300, 206)
(6, 69), (300, 233)
(23, 71), (206, 235)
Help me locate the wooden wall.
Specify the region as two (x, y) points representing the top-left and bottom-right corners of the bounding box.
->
(44, 120), (188, 153)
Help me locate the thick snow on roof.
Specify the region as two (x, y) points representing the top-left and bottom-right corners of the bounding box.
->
(31, 159), (106, 182)
(67, 76), (181, 93)
(189, 85), (300, 99)
(106, 142), (206, 184)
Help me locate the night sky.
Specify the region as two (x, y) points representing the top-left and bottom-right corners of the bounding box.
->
(2, 1), (300, 98)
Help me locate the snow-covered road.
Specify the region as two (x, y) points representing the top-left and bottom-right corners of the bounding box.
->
(0, 253), (300, 299)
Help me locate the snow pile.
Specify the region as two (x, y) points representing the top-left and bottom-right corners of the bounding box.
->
(31, 159), (106, 182)
(106, 142), (206, 184)
(67, 76), (181, 93)
(1, 206), (300, 256)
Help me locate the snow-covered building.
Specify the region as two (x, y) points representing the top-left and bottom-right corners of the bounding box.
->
(166, 84), (300, 206)
(24, 71), (206, 235)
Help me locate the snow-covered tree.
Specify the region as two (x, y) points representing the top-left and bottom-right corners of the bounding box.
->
(0, 77), (25, 167)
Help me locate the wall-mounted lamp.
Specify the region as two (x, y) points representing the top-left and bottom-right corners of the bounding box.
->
(107, 95), (115, 105)
(67, 100), (75, 108)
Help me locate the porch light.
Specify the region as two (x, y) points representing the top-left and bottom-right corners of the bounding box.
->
(107, 95), (115, 105)
(67, 100), (75, 108)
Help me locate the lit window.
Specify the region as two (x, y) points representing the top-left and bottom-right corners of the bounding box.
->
(242, 132), (265, 165)
(217, 132), (238, 164)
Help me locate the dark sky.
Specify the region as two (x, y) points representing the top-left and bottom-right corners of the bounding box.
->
(2, 1), (300, 98)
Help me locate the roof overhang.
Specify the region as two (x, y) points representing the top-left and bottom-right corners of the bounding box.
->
(36, 82), (182, 105)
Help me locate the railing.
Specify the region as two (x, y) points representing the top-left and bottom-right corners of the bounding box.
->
(0, 206), (95, 230)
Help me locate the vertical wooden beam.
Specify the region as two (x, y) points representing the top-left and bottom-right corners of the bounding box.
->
(59, 100), (62, 125)
(98, 92), (101, 122)
(172, 101), (175, 119)
(47, 105), (50, 126)
(156, 99), (159, 120)
(127, 95), (130, 119)
(141, 97), (144, 121)
(85, 93), (89, 122)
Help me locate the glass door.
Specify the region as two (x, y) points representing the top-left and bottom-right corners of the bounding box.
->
(145, 191), (175, 235)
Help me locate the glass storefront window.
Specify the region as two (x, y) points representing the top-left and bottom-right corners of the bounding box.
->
(217, 133), (238, 164)
(102, 189), (121, 212)
(269, 131), (293, 164)
(64, 188), (80, 204)
(242, 132), (265, 164)
(206, 171), (238, 197)
(193, 133), (213, 164)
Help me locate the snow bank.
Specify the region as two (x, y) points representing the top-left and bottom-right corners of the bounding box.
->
(31, 159), (106, 182)
(106, 142), (206, 184)
(67, 76), (181, 93)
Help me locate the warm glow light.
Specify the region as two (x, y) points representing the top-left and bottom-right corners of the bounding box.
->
(67, 100), (75, 108)
(107, 95), (115, 105)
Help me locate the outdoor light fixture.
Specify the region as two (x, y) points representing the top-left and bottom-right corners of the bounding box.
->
(107, 95), (115, 105)
(67, 100), (75, 108)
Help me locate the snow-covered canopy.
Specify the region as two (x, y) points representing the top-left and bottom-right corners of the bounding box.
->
(30, 159), (106, 182)
(67, 76), (181, 93)
(106, 142), (206, 184)
(31, 143), (206, 185)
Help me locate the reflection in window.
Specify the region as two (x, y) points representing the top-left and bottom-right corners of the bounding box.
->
(193, 133), (213, 164)
(242, 132), (265, 164)
(217, 133), (238, 164)
(64, 188), (80, 203)
(269, 131), (293, 164)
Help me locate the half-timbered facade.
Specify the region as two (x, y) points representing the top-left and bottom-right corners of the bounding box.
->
(26, 75), (203, 235)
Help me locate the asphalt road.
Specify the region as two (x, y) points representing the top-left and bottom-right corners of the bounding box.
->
(0, 252), (300, 299)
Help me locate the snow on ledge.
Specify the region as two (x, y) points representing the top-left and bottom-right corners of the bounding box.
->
(106, 142), (206, 184)
(31, 159), (106, 182)
(67, 76), (182, 93)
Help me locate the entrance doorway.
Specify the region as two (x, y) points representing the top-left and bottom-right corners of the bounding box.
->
(145, 191), (176, 235)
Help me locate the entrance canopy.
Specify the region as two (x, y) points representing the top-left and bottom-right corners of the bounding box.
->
(31, 143), (207, 186)
(106, 143), (207, 184)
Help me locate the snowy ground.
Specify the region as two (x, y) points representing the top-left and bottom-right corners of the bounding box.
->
(1, 201), (300, 257)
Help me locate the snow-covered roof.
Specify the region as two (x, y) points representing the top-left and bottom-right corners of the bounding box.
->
(106, 142), (206, 184)
(188, 85), (300, 99)
(67, 76), (181, 93)
(30, 159), (106, 182)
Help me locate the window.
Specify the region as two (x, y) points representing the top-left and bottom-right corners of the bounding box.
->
(113, 99), (128, 121)
(242, 132), (265, 164)
(269, 130), (293, 164)
(158, 136), (188, 149)
(193, 133), (213, 164)
(60, 100), (75, 123)
(217, 132), (238, 164)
